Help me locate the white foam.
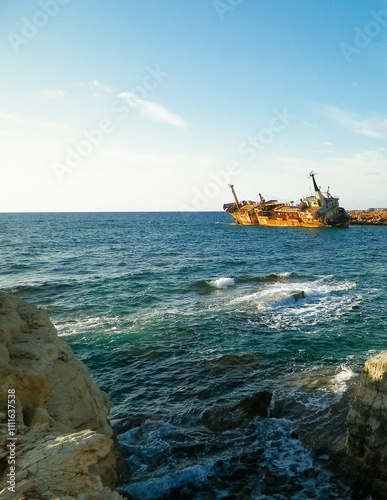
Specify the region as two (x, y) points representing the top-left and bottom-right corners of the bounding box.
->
(276, 271), (293, 278)
(120, 416), (352, 500)
(229, 286), (302, 310)
(261, 418), (314, 474)
(293, 390), (335, 413)
(251, 418), (351, 498)
(122, 461), (215, 499)
(225, 275), (360, 330)
(331, 365), (356, 395)
(208, 277), (236, 289)
(56, 315), (122, 337)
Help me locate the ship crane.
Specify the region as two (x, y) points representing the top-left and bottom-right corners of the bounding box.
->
(228, 184), (241, 208)
(309, 171), (326, 207)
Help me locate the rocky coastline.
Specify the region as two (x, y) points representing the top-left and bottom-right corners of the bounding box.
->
(0, 291), (125, 499)
(349, 209), (387, 225)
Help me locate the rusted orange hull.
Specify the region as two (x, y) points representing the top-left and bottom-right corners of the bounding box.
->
(229, 207), (326, 228)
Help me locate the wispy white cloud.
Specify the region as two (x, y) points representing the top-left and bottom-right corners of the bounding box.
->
(76, 79), (113, 93)
(98, 147), (212, 167)
(88, 79), (113, 93)
(0, 112), (54, 128)
(323, 141), (333, 146)
(326, 149), (387, 169)
(279, 149), (387, 174)
(42, 89), (66, 99)
(318, 104), (387, 139)
(117, 92), (187, 128)
(0, 112), (74, 134)
(275, 149), (387, 207)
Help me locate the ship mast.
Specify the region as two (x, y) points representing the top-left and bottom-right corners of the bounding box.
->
(229, 184), (241, 208)
(309, 171), (325, 207)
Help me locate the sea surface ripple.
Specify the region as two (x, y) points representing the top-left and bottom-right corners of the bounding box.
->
(1, 211), (386, 498)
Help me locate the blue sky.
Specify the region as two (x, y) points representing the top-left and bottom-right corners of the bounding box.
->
(1, 0), (387, 211)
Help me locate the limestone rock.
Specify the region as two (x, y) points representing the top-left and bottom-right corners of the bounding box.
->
(0, 291), (125, 499)
(202, 390), (272, 432)
(346, 351), (387, 495)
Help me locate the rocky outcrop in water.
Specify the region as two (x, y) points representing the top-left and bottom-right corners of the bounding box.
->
(202, 390), (272, 432)
(346, 352), (387, 496)
(348, 209), (387, 225)
(0, 291), (125, 499)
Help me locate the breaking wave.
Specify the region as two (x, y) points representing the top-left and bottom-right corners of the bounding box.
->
(207, 277), (236, 288)
(193, 272), (292, 293)
(224, 275), (360, 329)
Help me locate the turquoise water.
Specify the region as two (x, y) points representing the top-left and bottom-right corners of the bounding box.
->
(1, 212), (386, 498)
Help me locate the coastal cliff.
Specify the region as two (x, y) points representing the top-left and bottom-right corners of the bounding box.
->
(346, 352), (387, 496)
(0, 291), (125, 499)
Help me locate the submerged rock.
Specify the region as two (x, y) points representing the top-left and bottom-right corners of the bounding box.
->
(292, 291), (305, 301)
(0, 291), (125, 499)
(207, 353), (261, 373)
(202, 390), (272, 432)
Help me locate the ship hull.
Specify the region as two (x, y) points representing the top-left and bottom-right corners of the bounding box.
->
(224, 202), (350, 229)
(227, 209), (327, 228)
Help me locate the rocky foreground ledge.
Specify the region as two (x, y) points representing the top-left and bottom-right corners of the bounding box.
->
(0, 292), (125, 499)
(345, 352), (387, 497)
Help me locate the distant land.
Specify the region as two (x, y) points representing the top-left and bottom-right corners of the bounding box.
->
(348, 209), (387, 225)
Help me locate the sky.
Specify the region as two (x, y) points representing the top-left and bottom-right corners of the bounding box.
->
(1, 0), (387, 212)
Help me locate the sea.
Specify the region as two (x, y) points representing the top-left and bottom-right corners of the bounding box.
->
(1, 211), (386, 499)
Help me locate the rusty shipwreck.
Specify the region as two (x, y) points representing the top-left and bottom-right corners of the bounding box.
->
(223, 172), (350, 228)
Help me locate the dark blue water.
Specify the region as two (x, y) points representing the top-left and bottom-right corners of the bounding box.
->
(1, 212), (386, 498)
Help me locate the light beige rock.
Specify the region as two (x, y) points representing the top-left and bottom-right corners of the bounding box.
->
(346, 351), (387, 494)
(0, 291), (125, 499)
